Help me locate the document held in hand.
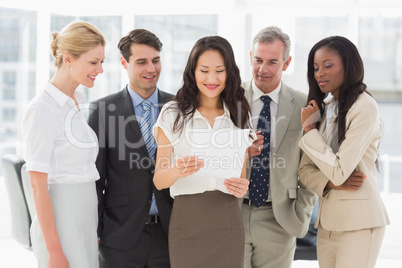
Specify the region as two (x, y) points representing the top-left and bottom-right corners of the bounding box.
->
(171, 128), (254, 196)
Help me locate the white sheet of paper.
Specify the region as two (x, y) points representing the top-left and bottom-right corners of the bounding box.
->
(172, 128), (251, 195)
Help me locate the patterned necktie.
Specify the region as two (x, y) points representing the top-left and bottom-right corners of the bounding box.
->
(140, 100), (158, 215)
(249, 95), (271, 207)
(140, 100), (157, 160)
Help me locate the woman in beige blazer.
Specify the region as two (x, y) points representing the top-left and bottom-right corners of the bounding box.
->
(298, 36), (389, 268)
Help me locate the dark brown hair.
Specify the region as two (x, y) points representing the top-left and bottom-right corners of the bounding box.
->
(307, 36), (371, 145)
(172, 36), (251, 133)
(118, 29), (162, 62)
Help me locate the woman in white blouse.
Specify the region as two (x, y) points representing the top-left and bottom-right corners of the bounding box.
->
(23, 21), (105, 268)
(153, 36), (254, 268)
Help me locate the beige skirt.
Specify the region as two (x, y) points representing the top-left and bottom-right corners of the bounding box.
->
(169, 190), (244, 268)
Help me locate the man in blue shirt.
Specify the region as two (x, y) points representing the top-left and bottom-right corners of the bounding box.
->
(88, 29), (174, 268)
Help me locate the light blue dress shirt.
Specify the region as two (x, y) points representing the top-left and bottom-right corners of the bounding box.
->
(127, 85), (159, 215)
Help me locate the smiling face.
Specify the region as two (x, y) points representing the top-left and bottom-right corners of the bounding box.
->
(195, 49), (226, 103)
(122, 43), (161, 98)
(313, 47), (345, 99)
(68, 44), (105, 88)
(251, 40), (291, 93)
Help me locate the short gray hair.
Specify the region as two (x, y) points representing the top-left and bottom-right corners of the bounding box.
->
(252, 26), (291, 61)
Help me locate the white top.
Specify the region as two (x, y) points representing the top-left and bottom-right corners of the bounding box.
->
(153, 101), (255, 198)
(23, 82), (100, 184)
(322, 99), (339, 153)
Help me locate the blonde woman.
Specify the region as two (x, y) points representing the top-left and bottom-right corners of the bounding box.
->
(23, 21), (105, 267)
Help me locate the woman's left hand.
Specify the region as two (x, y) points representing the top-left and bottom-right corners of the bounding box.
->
(301, 100), (320, 133)
(224, 178), (250, 198)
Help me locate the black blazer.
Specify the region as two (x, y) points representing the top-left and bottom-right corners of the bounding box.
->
(88, 86), (174, 250)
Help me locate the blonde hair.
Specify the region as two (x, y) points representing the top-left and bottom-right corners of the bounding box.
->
(50, 21), (106, 67)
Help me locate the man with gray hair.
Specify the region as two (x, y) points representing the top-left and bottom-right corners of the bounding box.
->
(239, 26), (317, 267)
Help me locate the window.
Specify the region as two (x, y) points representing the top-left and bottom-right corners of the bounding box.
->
(2, 71), (16, 100)
(0, 7), (36, 162)
(359, 16), (402, 92)
(135, 15), (218, 94)
(2, 108), (16, 122)
(290, 16), (349, 93)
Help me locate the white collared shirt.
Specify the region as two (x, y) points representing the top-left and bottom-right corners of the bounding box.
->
(153, 101), (255, 198)
(23, 82), (99, 184)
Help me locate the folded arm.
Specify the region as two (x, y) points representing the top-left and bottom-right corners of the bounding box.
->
(299, 97), (378, 186)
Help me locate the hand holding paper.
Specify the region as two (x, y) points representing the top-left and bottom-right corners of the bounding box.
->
(171, 128), (253, 195)
(174, 156), (204, 178)
(224, 177), (249, 198)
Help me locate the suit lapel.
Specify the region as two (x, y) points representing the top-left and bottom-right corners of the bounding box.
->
(119, 87), (173, 158)
(272, 84), (295, 153)
(242, 80), (253, 105)
(120, 86), (149, 157)
(244, 80), (296, 153)
(157, 90), (173, 109)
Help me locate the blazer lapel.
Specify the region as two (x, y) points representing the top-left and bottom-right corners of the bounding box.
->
(273, 84), (295, 153)
(120, 86), (149, 157)
(157, 90), (173, 109)
(242, 80), (253, 104)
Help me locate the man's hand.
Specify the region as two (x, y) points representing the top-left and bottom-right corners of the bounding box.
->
(249, 131), (264, 158)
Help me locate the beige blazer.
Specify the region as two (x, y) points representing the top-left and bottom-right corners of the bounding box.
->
(298, 92), (390, 231)
(240, 80), (317, 238)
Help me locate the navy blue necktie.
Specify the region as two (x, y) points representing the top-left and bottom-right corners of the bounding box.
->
(249, 96), (271, 207)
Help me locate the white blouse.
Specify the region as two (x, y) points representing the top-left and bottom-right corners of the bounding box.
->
(23, 82), (99, 184)
(153, 101), (255, 197)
